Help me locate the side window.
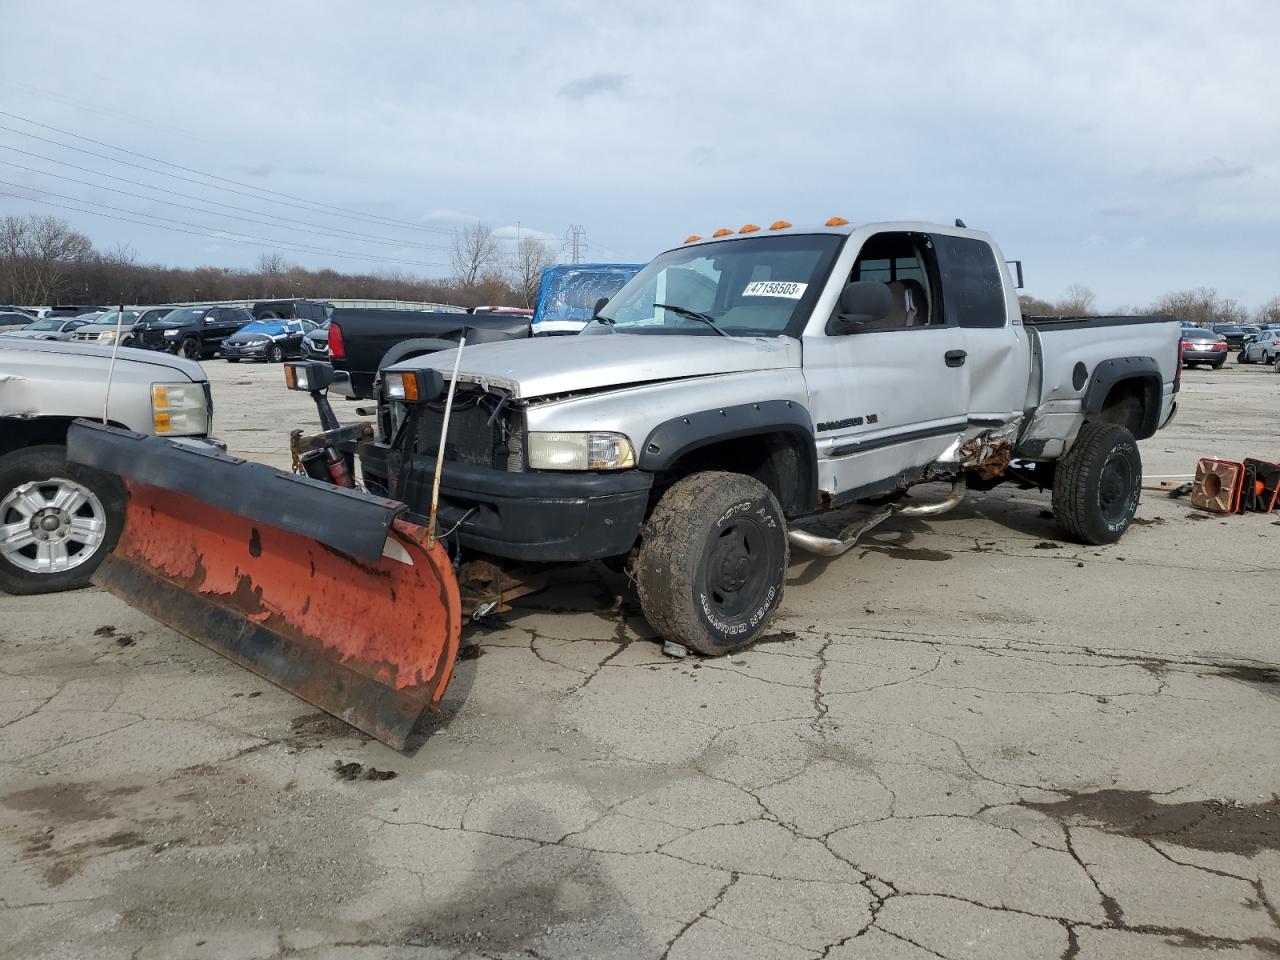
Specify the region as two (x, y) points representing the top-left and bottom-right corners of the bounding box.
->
(848, 232), (938, 329)
(932, 235), (1007, 329)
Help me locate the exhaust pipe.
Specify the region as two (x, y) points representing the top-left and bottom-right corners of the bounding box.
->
(787, 479), (967, 557)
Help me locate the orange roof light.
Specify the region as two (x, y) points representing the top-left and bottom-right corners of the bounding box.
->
(825, 216), (849, 227)
(711, 228), (733, 237)
(683, 234), (702, 244)
(769, 220), (792, 230)
(739, 223), (760, 233)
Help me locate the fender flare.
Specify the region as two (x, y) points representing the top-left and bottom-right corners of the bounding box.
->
(378, 337), (459, 371)
(639, 400), (818, 512)
(1081, 356), (1163, 440)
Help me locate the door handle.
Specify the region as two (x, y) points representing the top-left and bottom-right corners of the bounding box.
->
(944, 350), (967, 367)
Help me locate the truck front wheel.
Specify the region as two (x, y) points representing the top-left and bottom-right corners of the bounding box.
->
(0, 445), (125, 595)
(635, 471), (789, 655)
(1052, 422), (1141, 545)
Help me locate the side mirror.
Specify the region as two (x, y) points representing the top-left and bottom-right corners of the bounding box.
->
(593, 296), (609, 318)
(830, 281), (892, 333)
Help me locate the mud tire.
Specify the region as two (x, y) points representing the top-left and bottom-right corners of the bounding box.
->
(635, 471), (788, 656)
(1052, 422), (1142, 545)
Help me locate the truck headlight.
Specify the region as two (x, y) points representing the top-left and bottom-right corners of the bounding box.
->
(151, 382), (210, 436)
(99, 330), (118, 342)
(163, 328), (179, 338)
(527, 432), (636, 470)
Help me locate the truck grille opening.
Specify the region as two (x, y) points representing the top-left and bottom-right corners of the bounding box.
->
(413, 386), (523, 471)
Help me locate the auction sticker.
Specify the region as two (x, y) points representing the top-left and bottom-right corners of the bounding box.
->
(742, 280), (807, 299)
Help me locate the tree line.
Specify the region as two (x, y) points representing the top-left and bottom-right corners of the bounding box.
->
(0, 215), (555, 309)
(1019, 284), (1280, 326)
(4, 213), (1278, 326)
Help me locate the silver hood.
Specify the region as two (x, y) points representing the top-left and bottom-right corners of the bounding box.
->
(397, 334), (801, 399)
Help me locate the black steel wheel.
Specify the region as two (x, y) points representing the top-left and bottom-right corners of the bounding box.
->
(1052, 422), (1142, 545)
(180, 337), (200, 360)
(636, 471), (788, 655)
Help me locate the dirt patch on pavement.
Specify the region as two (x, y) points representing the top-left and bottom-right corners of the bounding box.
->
(1023, 789), (1280, 857)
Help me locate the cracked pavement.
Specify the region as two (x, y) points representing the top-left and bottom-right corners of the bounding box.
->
(2, 360), (1278, 959)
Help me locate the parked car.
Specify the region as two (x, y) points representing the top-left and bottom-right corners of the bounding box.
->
(131, 305), (253, 359)
(0, 310), (38, 332)
(1210, 323), (1252, 348)
(0, 338), (211, 594)
(0, 316), (94, 341)
(1239, 328), (1280, 365)
(70, 308), (144, 346)
(1181, 326), (1228, 367)
(221, 318), (319, 363)
(45, 305), (105, 319)
(301, 320), (331, 360)
(252, 299), (332, 323)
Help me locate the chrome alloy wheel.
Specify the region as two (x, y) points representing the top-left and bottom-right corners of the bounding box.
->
(0, 477), (107, 573)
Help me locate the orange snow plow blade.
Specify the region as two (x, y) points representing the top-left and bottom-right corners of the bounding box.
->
(68, 422), (461, 750)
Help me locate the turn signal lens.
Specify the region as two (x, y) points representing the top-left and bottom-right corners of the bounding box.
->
(739, 223), (760, 233)
(384, 371), (420, 401)
(825, 216), (849, 226)
(283, 365), (298, 390)
(769, 220), (792, 230)
(683, 234), (702, 244)
(711, 228), (733, 237)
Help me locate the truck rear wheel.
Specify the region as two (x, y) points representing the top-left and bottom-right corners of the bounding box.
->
(0, 445), (125, 595)
(635, 471), (788, 655)
(1052, 422), (1141, 545)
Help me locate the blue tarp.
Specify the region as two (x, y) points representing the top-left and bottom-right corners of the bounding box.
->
(533, 263), (643, 334)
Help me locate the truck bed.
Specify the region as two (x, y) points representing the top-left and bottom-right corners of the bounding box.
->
(1018, 313), (1180, 459)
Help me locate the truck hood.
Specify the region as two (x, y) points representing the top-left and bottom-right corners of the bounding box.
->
(405, 334), (801, 399)
(0, 338), (206, 380)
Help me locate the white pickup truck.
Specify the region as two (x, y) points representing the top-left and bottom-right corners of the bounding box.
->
(279, 220), (1182, 654)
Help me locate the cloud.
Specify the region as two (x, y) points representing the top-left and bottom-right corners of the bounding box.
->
(421, 209), (483, 224)
(492, 224), (556, 242)
(557, 72), (629, 101)
(1159, 158), (1253, 185)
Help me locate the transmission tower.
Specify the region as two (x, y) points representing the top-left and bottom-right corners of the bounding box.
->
(563, 224), (587, 264)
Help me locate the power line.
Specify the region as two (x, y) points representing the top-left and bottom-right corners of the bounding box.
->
(0, 181), (448, 268)
(0, 156), (451, 252)
(0, 115), (458, 236)
(0, 79), (212, 144)
(0, 142), (450, 249)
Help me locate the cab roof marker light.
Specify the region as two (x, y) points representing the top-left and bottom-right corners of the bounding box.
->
(711, 228), (733, 237)
(683, 234), (702, 244)
(738, 224), (760, 233)
(825, 216), (849, 227)
(769, 220), (792, 230)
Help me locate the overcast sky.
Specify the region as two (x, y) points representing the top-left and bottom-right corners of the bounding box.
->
(2, 1), (1277, 309)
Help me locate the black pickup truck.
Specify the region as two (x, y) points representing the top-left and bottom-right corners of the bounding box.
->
(329, 308), (532, 398)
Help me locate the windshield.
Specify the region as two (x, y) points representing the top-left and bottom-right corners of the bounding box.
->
(25, 318), (61, 331)
(90, 310), (141, 326)
(602, 234), (844, 336)
(160, 307), (207, 325)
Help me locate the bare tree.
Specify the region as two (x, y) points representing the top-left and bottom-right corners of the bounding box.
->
(508, 235), (555, 307)
(1255, 295), (1280, 326)
(0, 214), (92, 304)
(1147, 287), (1245, 325)
(450, 222), (500, 288)
(256, 251), (289, 276)
(1057, 284), (1096, 315)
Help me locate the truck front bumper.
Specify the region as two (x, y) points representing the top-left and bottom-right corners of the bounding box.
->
(359, 444), (653, 562)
